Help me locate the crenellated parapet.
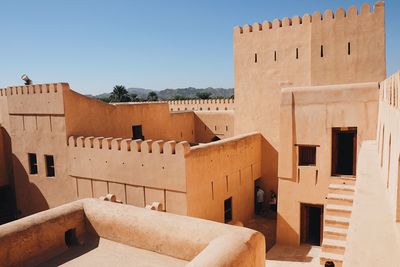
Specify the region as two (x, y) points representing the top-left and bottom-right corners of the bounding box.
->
(67, 136), (190, 156)
(2, 83), (69, 115)
(234, 2), (384, 35)
(168, 98), (234, 112)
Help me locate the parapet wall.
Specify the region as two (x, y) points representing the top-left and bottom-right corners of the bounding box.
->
(377, 72), (400, 221)
(234, 2), (384, 34)
(67, 136), (189, 192)
(168, 99), (234, 112)
(1, 83), (66, 115)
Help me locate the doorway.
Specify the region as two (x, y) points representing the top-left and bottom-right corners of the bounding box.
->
(132, 125), (144, 140)
(332, 127), (357, 176)
(301, 204), (323, 245)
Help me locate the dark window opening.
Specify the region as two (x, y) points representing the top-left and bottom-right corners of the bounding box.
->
(332, 128), (357, 176)
(132, 125), (144, 140)
(28, 153), (38, 174)
(65, 228), (79, 247)
(320, 45), (324, 57)
(296, 48), (299, 59)
(348, 42), (351, 55)
(254, 53), (258, 63)
(301, 204), (323, 246)
(45, 155), (55, 177)
(274, 51), (277, 61)
(298, 146), (316, 166)
(224, 197), (232, 223)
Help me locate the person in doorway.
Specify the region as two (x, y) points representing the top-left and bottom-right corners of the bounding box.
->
(324, 261), (335, 267)
(269, 190), (277, 212)
(255, 186), (265, 215)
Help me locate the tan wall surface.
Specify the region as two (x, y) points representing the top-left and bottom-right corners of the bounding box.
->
(194, 111), (234, 142)
(377, 72), (400, 221)
(185, 133), (262, 223)
(64, 89), (196, 143)
(277, 82), (378, 245)
(233, 2), (386, 202)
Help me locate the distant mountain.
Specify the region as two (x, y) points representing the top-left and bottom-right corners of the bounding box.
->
(92, 87), (234, 100)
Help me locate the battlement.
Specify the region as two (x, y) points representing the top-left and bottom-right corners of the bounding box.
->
(68, 136), (190, 156)
(0, 83), (67, 97)
(168, 99), (234, 112)
(234, 2), (384, 35)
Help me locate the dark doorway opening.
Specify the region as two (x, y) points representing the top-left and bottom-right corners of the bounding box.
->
(132, 125), (144, 140)
(224, 197), (232, 223)
(332, 127), (357, 176)
(301, 204), (323, 246)
(65, 228), (79, 247)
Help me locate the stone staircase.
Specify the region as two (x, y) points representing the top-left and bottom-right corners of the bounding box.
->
(320, 177), (356, 267)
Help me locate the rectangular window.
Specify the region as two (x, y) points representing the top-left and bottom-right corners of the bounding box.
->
(132, 125), (144, 140)
(224, 197), (232, 223)
(45, 155), (55, 177)
(298, 146), (317, 166)
(28, 153), (38, 174)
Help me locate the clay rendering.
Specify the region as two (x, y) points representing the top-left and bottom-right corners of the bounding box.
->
(0, 1), (399, 267)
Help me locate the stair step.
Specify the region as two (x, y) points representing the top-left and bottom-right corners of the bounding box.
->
(326, 204), (352, 212)
(328, 184), (355, 191)
(322, 238), (346, 248)
(324, 226), (348, 236)
(325, 215), (350, 228)
(327, 193), (354, 205)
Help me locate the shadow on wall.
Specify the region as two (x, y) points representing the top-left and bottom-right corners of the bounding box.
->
(194, 114), (218, 143)
(12, 154), (49, 217)
(261, 137), (279, 204)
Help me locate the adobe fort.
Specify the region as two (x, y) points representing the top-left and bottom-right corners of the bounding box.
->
(0, 1), (399, 267)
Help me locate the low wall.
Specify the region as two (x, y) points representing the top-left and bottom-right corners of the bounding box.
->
(377, 72), (400, 221)
(0, 199), (265, 267)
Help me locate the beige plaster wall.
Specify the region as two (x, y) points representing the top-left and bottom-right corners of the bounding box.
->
(0, 84), (76, 216)
(0, 199), (265, 267)
(233, 2), (386, 203)
(63, 89), (196, 143)
(68, 136), (189, 215)
(377, 72), (400, 221)
(277, 82), (378, 245)
(194, 111), (234, 142)
(185, 133), (262, 223)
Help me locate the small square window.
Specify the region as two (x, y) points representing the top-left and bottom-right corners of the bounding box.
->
(45, 155), (55, 177)
(298, 146), (316, 166)
(28, 153), (38, 174)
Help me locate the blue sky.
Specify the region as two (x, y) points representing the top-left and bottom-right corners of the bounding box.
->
(0, 1), (399, 94)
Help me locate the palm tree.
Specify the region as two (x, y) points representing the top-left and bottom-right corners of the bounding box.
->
(110, 85), (131, 102)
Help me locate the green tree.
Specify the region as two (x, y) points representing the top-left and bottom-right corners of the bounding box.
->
(110, 85), (131, 102)
(196, 92), (212, 99)
(172, 95), (188, 100)
(130, 93), (139, 102)
(147, 91), (159, 101)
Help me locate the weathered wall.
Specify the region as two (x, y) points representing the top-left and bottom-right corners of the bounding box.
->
(68, 136), (189, 215)
(0, 84), (76, 216)
(64, 89), (196, 143)
(185, 133), (262, 223)
(277, 82), (378, 245)
(234, 2), (386, 203)
(377, 72), (400, 221)
(168, 99), (234, 112)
